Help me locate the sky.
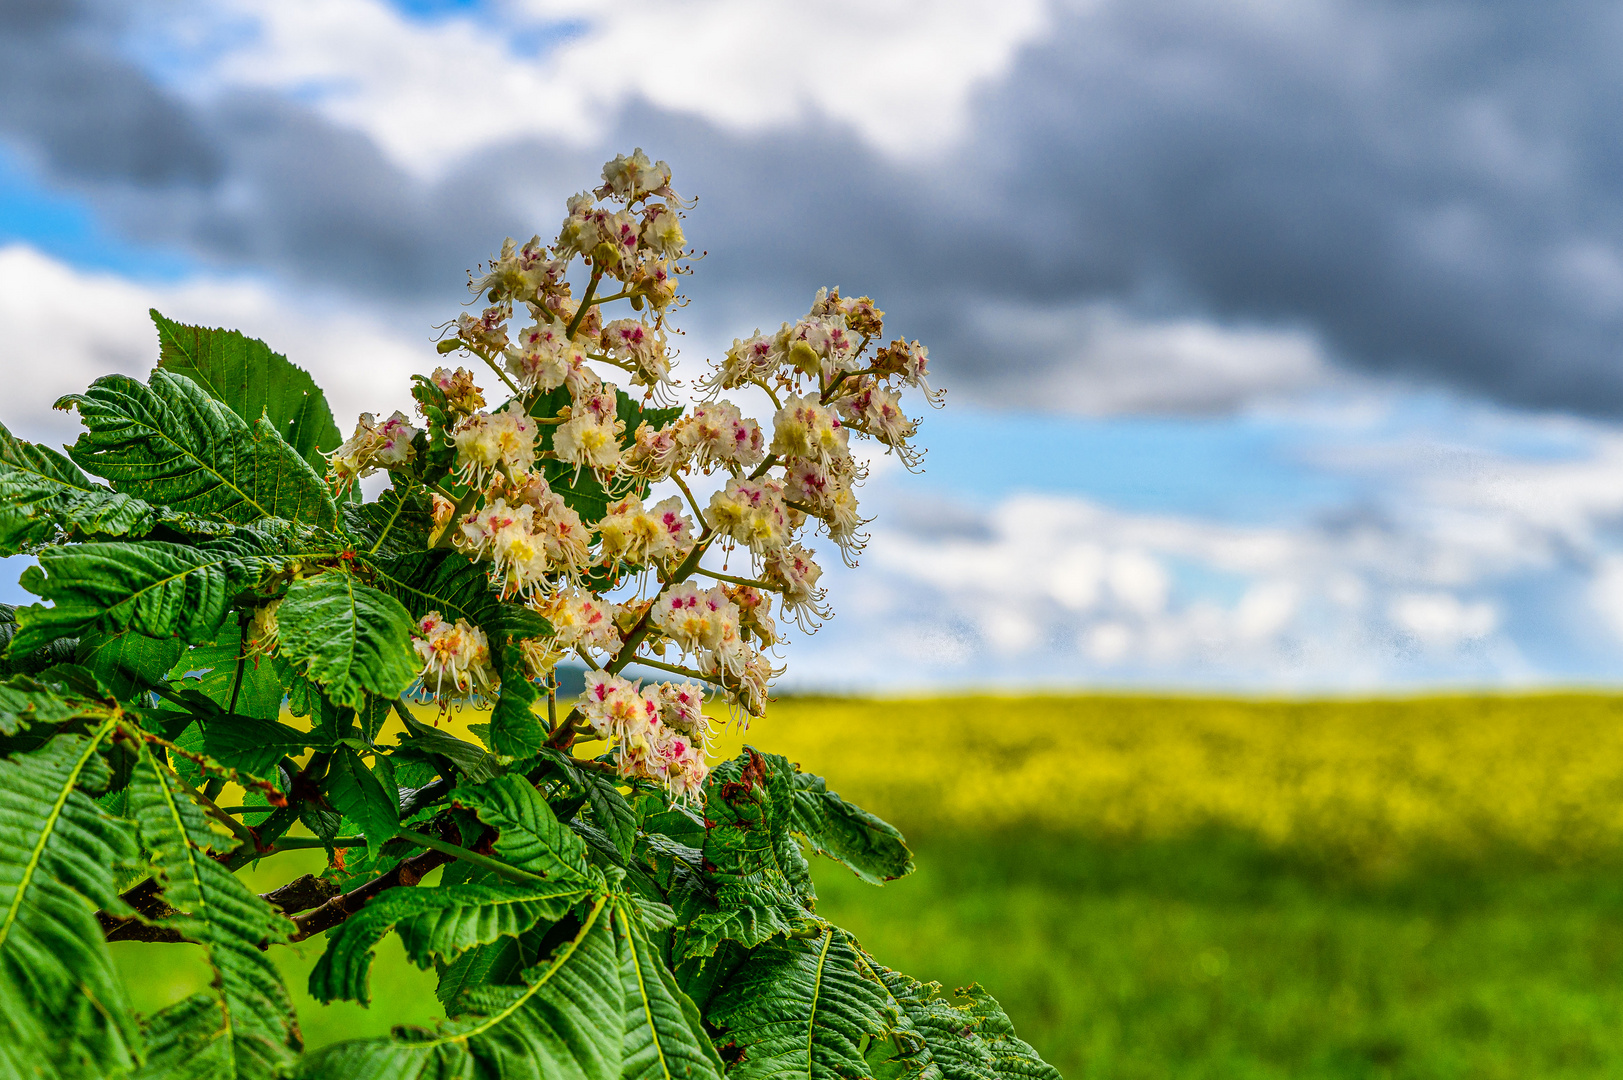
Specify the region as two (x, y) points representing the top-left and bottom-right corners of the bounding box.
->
(5, 0), (1623, 692)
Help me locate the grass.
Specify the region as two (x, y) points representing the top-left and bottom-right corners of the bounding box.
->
(110, 692), (1623, 1075)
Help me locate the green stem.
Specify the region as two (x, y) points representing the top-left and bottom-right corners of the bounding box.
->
(750, 378), (784, 411)
(747, 453), (780, 481)
(396, 829), (550, 887)
(671, 473), (710, 536)
(566, 268), (604, 340)
(267, 836), (367, 852)
(174, 773), (259, 851)
(430, 486), (482, 550)
(628, 655), (723, 687)
(474, 346), (523, 398)
(692, 567), (783, 593)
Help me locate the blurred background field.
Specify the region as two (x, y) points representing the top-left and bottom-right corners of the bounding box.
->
(115, 693), (1623, 1078)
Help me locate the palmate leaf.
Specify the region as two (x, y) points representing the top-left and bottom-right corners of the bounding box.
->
(789, 771), (913, 885)
(0, 719), (142, 1078)
(276, 571), (419, 711)
(296, 895), (621, 1080)
(0, 672), (92, 737)
(77, 628), (188, 703)
(127, 740), (300, 1078)
(706, 926), (900, 1080)
(309, 878), (597, 1005)
(152, 309), (344, 473)
(10, 521), (333, 655)
(342, 484), (436, 559)
(58, 369), (338, 529)
(167, 637), (285, 721)
(300, 896), (722, 1080)
(483, 604), (554, 759)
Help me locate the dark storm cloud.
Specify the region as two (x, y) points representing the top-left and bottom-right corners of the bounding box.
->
(12, 1), (1623, 414)
(0, 0), (220, 186)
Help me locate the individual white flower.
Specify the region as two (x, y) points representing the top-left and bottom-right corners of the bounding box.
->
(638, 202), (686, 258)
(650, 583), (739, 656)
(554, 390), (625, 472)
(428, 367), (486, 415)
(535, 587), (621, 654)
(874, 337), (945, 407)
(456, 306), (510, 353)
(623, 421), (688, 479)
(601, 318), (673, 389)
(703, 330), (778, 393)
(506, 316), (584, 393)
(473, 235), (555, 303)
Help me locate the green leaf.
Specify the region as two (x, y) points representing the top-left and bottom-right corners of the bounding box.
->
(0, 673), (92, 736)
(0, 721), (142, 1076)
(790, 771), (914, 885)
(277, 572), (419, 712)
(0, 419), (233, 557)
(310, 877), (596, 1005)
(343, 484), (436, 559)
(360, 550), (501, 627)
(455, 774), (593, 883)
(77, 629), (188, 702)
(127, 740), (301, 1076)
(585, 773), (639, 863)
(167, 636), (285, 721)
(396, 711), (503, 783)
(677, 749), (814, 960)
(295, 894), (621, 1080)
(869, 965), (1061, 1080)
(59, 368), (338, 528)
(480, 603), (553, 759)
(615, 896), (725, 1080)
(707, 926), (900, 1080)
(199, 712), (321, 781)
(152, 309), (344, 473)
(131, 991), (254, 1080)
(326, 747), (400, 859)
(10, 521), (329, 655)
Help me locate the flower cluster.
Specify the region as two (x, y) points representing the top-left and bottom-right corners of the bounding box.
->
(454, 474), (591, 596)
(326, 410), (422, 493)
(341, 151), (935, 802)
(577, 673), (712, 802)
(412, 612), (497, 700)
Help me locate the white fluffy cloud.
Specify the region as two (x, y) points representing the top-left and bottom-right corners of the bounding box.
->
(143, 0), (1050, 173)
(777, 402), (1623, 691)
(0, 244), (428, 448)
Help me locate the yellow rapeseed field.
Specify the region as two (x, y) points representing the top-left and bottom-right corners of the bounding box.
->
(701, 693), (1623, 863)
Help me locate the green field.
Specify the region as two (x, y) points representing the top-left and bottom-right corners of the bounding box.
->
(113, 693), (1623, 1077)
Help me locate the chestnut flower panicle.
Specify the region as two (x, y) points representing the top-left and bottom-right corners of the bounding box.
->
(395, 150), (940, 800)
